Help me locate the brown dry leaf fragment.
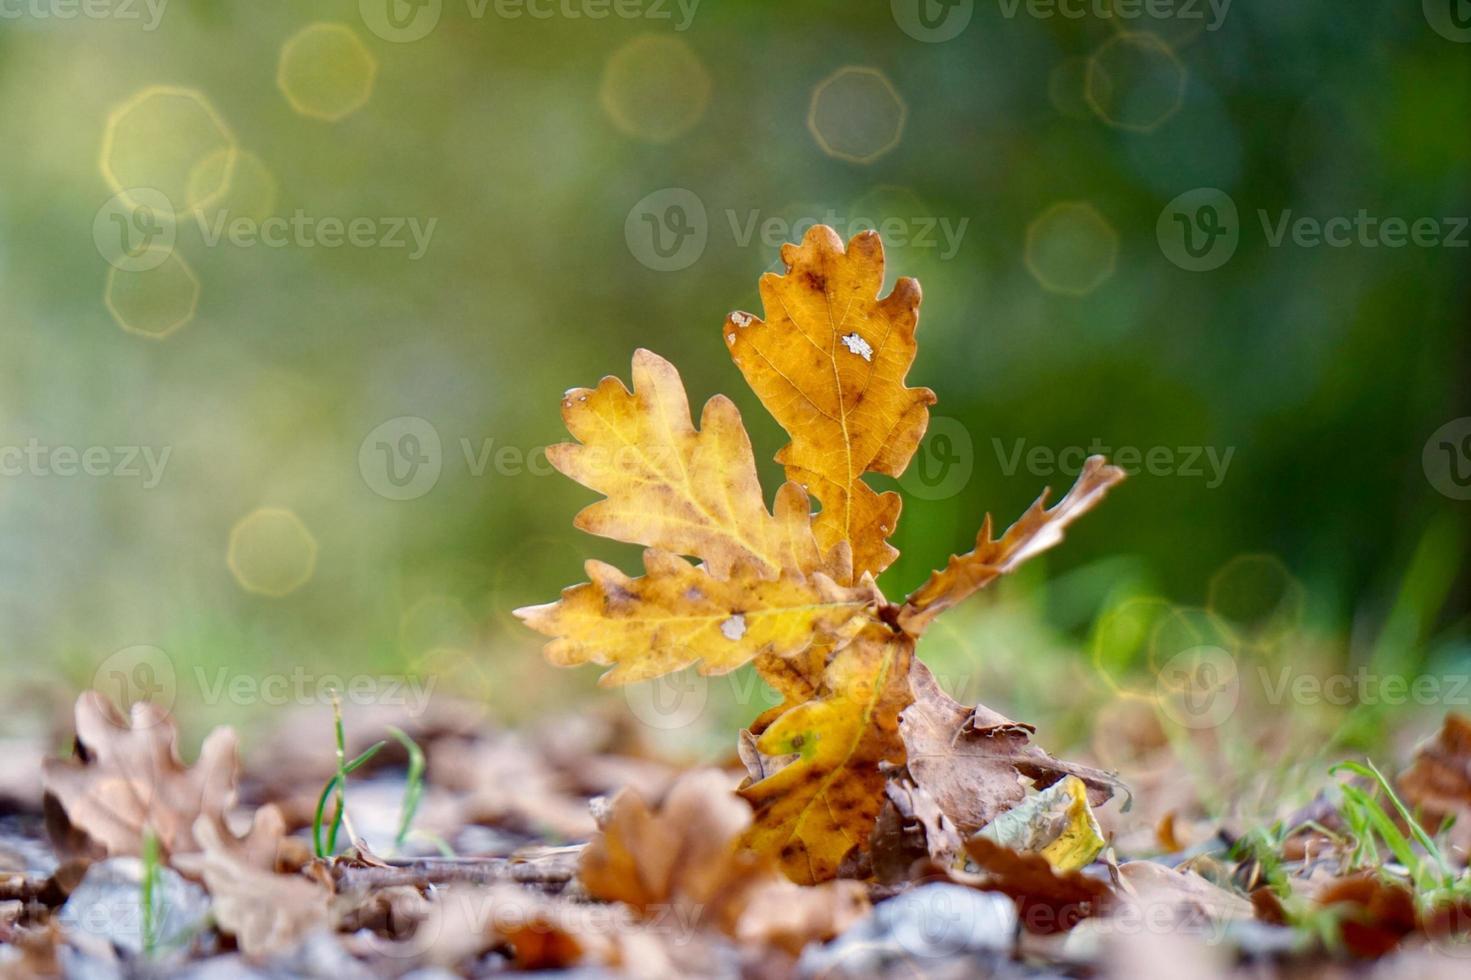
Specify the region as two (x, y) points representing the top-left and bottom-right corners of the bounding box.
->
(580, 769), (868, 955)
(539, 348), (828, 580)
(409, 882), (728, 977)
(1399, 712), (1471, 861)
(963, 836), (1112, 934)
(723, 226), (935, 580)
(516, 547), (877, 685)
(41, 692), (280, 867)
(899, 455), (1126, 634)
(191, 817), (331, 959)
(1315, 873), (1417, 959)
(869, 773), (964, 883)
(738, 625), (914, 883)
(900, 661), (1119, 836)
(1114, 861), (1252, 930)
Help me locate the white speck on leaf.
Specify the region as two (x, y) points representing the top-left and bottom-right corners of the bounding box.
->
(841, 332), (873, 361)
(730, 312), (753, 328)
(720, 614), (747, 641)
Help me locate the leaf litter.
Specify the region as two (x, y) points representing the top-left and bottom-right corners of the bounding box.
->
(4, 227), (1470, 977)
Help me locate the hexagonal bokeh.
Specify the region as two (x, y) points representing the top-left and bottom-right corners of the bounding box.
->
(1047, 57), (1092, 121)
(1085, 32), (1186, 133)
(100, 86), (238, 216)
(227, 508), (319, 597)
(277, 22), (378, 122)
(104, 250), (201, 339)
(599, 34), (711, 143)
(187, 148), (278, 225)
(399, 594), (478, 660)
(808, 66), (907, 164)
(1208, 553), (1304, 645)
(1024, 201), (1118, 296)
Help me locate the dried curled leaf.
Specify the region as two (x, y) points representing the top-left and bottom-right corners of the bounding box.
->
(42, 692), (281, 867)
(724, 226), (935, 580)
(517, 548), (877, 686)
(542, 348), (831, 580)
(581, 769), (869, 955)
(738, 625), (914, 883)
(901, 661), (1119, 836)
(976, 775), (1106, 873)
(190, 816), (331, 959)
(899, 455), (1126, 634)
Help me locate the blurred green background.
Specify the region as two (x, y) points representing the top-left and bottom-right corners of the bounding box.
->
(0, 1), (1467, 779)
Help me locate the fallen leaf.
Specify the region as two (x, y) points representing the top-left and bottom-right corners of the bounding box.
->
(978, 775), (1106, 873)
(723, 226), (935, 580)
(963, 836), (1113, 934)
(190, 816), (331, 959)
(738, 625), (914, 883)
(581, 769), (869, 953)
(1315, 873), (1416, 959)
(900, 661), (1119, 836)
(869, 772), (963, 883)
(41, 692), (281, 867)
(898, 455), (1126, 634)
(1398, 712), (1471, 861)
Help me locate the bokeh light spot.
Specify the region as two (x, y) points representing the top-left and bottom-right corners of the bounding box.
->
(400, 595), (478, 661)
(807, 66), (907, 165)
(227, 508), (319, 597)
(1091, 595), (1173, 697)
(1047, 57), (1092, 121)
(100, 86), (238, 217)
(599, 35), (711, 143)
(1024, 201), (1118, 296)
(1208, 554), (1304, 646)
(104, 250), (200, 339)
(1085, 32), (1186, 133)
(277, 22), (378, 123)
(188, 148), (278, 225)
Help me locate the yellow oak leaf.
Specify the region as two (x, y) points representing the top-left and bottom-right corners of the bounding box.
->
(737, 624), (914, 883)
(898, 455), (1126, 634)
(516, 548), (877, 686)
(544, 348), (836, 581)
(723, 226), (935, 581)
